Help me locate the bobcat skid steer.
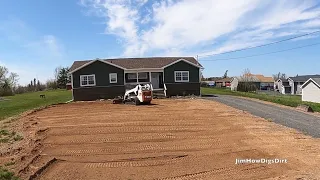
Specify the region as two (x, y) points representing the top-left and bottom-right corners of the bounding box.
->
(113, 84), (153, 105)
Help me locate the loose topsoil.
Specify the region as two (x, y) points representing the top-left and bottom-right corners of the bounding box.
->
(0, 99), (320, 180)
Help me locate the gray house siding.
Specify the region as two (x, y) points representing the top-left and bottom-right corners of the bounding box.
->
(72, 61), (125, 101)
(164, 61), (200, 96)
(73, 61), (124, 88)
(164, 61), (199, 83)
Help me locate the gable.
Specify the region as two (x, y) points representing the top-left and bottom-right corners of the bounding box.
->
(72, 60), (124, 88)
(164, 60), (200, 83)
(69, 59), (125, 74)
(69, 57), (202, 73)
(302, 78), (320, 89)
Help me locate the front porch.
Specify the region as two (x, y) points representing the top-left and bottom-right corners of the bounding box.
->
(124, 70), (165, 90)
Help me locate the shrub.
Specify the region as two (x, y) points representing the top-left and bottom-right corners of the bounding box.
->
(0, 166), (20, 180)
(237, 82), (257, 92)
(200, 82), (208, 87)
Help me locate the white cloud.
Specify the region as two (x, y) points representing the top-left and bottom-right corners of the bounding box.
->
(81, 0), (320, 57)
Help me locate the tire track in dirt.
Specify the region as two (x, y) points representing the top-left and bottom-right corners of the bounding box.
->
(83, 155), (187, 168)
(44, 134), (224, 145)
(41, 121), (202, 128)
(47, 126), (208, 136)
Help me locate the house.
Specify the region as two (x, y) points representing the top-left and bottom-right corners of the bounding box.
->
(288, 75), (320, 95)
(302, 78), (320, 103)
(274, 78), (291, 94)
(215, 78), (232, 88)
(254, 75), (274, 90)
(68, 57), (203, 101)
(202, 81), (215, 86)
(230, 74), (274, 91)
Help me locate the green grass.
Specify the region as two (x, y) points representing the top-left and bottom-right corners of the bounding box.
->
(0, 89), (72, 121)
(201, 87), (320, 112)
(0, 166), (20, 180)
(13, 134), (23, 141)
(4, 162), (15, 167)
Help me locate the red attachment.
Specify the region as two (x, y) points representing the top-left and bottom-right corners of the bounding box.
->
(142, 91), (152, 102)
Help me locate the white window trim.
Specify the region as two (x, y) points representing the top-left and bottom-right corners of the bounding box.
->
(109, 73), (118, 84)
(80, 74), (96, 87)
(174, 71), (189, 82)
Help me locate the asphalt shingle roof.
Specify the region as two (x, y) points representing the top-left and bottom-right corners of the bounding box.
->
(311, 78), (320, 86)
(289, 75), (320, 82)
(69, 57), (202, 72)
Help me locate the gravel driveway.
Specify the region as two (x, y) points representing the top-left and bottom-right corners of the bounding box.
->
(204, 95), (320, 138)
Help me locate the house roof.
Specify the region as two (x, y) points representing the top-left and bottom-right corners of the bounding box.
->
(233, 76), (260, 82)
(255, 75), (274, 82)
(278, 78), (289, 82)
(302, 78), (320, 88)
(233, 74), (273, 82)
(289, 75), (320, 82)
(215, 78), (232, 83)
(69, 57), (202, 72)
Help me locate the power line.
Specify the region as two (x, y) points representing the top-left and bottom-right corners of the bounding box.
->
(198, 30), (320, 57)
(198, 42), (320, 62)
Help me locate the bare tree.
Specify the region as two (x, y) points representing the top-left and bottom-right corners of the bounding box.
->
(241, 68), (254, 82)
(54, 66), (62, 81)
(0, 66), (8, 83)
(238, 68), (257, 92)
(272, 72), (287, 80)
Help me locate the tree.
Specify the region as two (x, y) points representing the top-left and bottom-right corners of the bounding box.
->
(34, 78), (36, 90)
(46, 79), (58, 89)
(0, 66), (19, 96)
(238, 68), (257, 92)
(272, 72), (287, 80)
(56, 67), (69, 89)
(54, 66), (62, 81)
(223, 70), (228, 78)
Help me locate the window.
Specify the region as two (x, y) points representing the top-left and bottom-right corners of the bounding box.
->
(127, 73), (137, 79)
(138, 72), (148, 79)
(109, 73), (117, 83)
(175, 71), (189, 82)
(80, 74), (96, 86)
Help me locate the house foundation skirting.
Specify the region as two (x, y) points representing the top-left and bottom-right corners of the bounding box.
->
(73, 86), (125, 101)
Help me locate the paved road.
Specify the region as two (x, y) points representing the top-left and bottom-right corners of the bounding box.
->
(203, 95), (320, 138)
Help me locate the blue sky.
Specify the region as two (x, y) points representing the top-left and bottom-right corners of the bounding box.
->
(0, 0), (320, 85)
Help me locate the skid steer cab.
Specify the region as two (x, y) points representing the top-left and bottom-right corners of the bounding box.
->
(122, 84), (153, 105)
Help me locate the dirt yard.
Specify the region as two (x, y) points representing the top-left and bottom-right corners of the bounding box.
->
(1, 99), (320, 180)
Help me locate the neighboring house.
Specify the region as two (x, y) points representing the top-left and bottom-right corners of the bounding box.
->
(302, 78), (320, 103)
(66, 83), (72, 90)
(215, 78), (232, 88)
(288, 75), (320, 95)
(255, 75), (274, 90)
(202, 81), (215, 86)
(274, 78), (291, 94)
(230, 74), (273, 91)
(68, 57), (203, 101)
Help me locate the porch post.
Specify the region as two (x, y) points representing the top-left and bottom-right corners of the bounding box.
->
(136, 72), (139, 84)
(149, 72), (152, 84)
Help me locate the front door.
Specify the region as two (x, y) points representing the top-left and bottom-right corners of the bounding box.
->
(151, 73), (159, 89)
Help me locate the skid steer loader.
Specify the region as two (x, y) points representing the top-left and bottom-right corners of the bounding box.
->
(112, 84), (153, 105)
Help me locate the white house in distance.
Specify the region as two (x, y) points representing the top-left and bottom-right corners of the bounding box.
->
(302, 78), (320, 103)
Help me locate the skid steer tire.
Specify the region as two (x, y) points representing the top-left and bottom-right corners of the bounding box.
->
(135, 98), (140, 106)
